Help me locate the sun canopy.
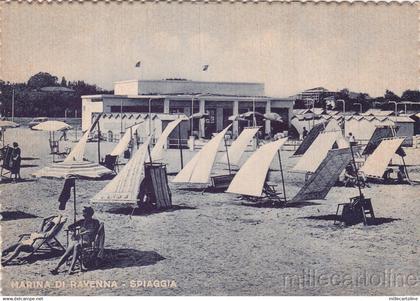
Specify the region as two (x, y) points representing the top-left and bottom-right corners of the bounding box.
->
(173, 124), (232, 184)
(293, 131), (348, 173)
(226, 138), (288, 197)
(32, 161), (113, 179)
(91, 137), (151, 204)
(110, 123), (142, 157)
(219, 127), (260, 166)
(360, 137), (405, 178)
(291, 148), (352, 202)
(0, 120), (19, 128)
(32, 120), (72, 132)
(293, 122), (326, 156)
(150, 117), (187, 162)
(362, 126), (394, 156)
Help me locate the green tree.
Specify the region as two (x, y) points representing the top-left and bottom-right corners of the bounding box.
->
(27, 72), (58, 89)
(60, 76), (67, 87)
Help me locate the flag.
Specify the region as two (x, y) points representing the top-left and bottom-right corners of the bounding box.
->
(135, 61), (141, 68)
(202, 64), (209, 71)
(58, 178), (75, 210)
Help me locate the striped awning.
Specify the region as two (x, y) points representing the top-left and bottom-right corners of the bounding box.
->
(32, 161), (113, 179)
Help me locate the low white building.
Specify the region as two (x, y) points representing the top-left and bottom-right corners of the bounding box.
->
(82, 79), (294, 139)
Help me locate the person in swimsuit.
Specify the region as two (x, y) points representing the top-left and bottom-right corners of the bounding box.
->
(50, 207), (100, 275)
(2, 215), (64, 265)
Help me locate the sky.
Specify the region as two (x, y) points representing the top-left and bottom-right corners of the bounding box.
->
(1, 2), (418, 97)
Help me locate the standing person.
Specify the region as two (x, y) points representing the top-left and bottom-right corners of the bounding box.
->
(348, 132), (356, 146)
(302, 127), (308, 139)
(10, 142), (21, 181)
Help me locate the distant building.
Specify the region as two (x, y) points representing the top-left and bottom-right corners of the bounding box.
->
(295, 87), (336, 107)
(82, 79), (294, 139)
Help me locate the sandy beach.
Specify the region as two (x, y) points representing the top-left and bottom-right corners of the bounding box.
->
(1, 127), (419, 296)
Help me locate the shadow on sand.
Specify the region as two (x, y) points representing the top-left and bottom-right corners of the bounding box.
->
(301, 214), (401, 225)
(238, 201), (321, 209)
(0, 178), (38, 185)
(4, 249), (64, 266)
(106, 204), (196, 216)
(97, 248), (165, 270)
(1, 210), (38, 221)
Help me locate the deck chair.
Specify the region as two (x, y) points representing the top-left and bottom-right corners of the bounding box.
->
(49, 139), (60, 154)
(2, 215), (67, 264)
(19, 215), (67, 256)
(100, 155), (118, 173)
(66, 222), (105, 271)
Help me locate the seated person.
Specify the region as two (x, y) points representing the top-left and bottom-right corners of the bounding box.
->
(50, 207), (100, 275)
(343, 164), (357, 187)
(2, 215), (64, 266)
(397, 165), (408, 183)
(382, 168), (393, 183)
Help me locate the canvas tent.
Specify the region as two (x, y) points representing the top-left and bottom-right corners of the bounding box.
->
(172, 124), (232, 184)
(293, 122), (326, 156)
(291, 148), (353, 202)
(91, 137), (151, 204)
(359, 137), (405, 179)
(110, 123), (142, 157)
(150, 117), (188, 162)
(219, 127), (260, 166)
(227, 138), (288, 197)
(362, 126), (395, 156)
(293, 131), (349, 173)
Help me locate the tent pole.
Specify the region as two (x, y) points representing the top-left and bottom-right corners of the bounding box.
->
(401, 155), (411, 182)
(73, 179), (77, 224)
(350, 144), (363, 198)
(97, 122), (101, 163)
(277, 150), (287, 201)
(130, 127), (133, 158)
(178, 124), (184, 169)
(147, 145), (152, 163)
(224, 136), (231, 174)
(52, 131), (55, 163)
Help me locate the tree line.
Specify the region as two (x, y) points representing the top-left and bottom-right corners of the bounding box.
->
(294, 88), (420, 112)
(0, 72), (113, 118)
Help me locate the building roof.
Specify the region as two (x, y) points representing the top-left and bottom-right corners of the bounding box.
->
(40, 86), (75, 93)
(362, 109), (394, 116)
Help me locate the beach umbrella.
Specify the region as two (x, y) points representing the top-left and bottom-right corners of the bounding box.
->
(33, 120), (72, 162)
(228, 114), (247, 122)
(0, 120), (19, 128)
(32, 120), (72, 132)
(189, 112), (210, 119)
(263, 112), (284, 123)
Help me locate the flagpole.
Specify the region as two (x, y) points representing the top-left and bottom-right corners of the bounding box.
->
(73, 179), (77, 224)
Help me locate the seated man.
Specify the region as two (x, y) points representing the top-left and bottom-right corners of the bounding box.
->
(383, 168), (394, 183)
(2, 215), (65, 266)
(50, 207), (100, 275)
(343, 164), (357, 187)
(397, 165), (408, 183)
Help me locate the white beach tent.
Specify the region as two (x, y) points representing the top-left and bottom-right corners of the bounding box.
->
(226, 138), (288, 197)
(91, 137), (151, 204)
(172, 124), (232, 184)
(150, 117), (188, 162)
(359, 137), (405, 179)
(292, 131), (349, 173)
(219, 127), (260, 166)
(110, 123), (142, 157)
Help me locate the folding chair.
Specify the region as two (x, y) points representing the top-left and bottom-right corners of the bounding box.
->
(19, 215), (67, 256)
(66, 222), (105, 272)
